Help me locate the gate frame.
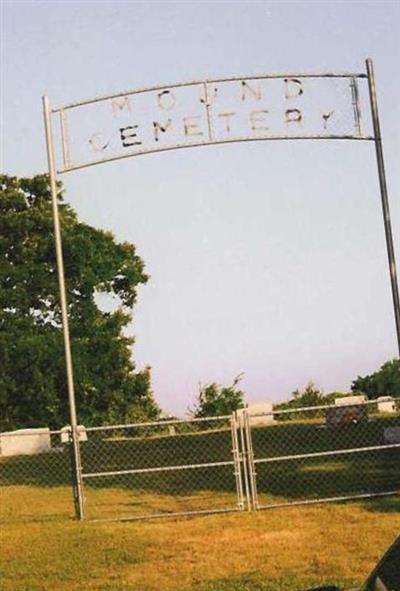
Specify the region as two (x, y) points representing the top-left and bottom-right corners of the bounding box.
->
(42, 58), (400, 520)
(81, 414), (246, 522)
(240, 401), (400, 512)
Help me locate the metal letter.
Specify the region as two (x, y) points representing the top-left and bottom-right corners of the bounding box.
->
(241, 80), (262, 102)
(157, 90), (176, 111)
(285, 108), (302, 125)
(284, 78), (303, 99)
(111, 96), (131, 115)
(322, 110), (334, 130)
(200, 85), (218, 105)
(249, 110), (269, 132)
(218, 112), (236, 133)
(183, 116), (204, 137)
(153, 119), (173, 142)
(89, 132), (110, 152)
(120, 126), (142, 147)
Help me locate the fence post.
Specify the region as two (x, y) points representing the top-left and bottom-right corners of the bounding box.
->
(237, 411), (252, 511)
(243, 410), (259, 511)
(68, 428), (85, 519)
(231, 412), (245, 511)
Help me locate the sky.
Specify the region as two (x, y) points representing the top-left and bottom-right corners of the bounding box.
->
(2, 0), (400, 416)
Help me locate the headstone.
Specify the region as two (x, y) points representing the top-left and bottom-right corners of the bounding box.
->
(326, 395), (369, 427)
(383, 426), (400, 444)
(0, 428), (51, 457)
(326, 405), (368, 427)
(335, 395), (367, 406)
(60, 425), (88, 444)
(377, 396), (396, 414)
(246, 402), (275, 426)
(168, 425), (176, 436)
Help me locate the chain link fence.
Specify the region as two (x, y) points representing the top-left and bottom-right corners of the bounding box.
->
(80, 416), (243, 521)
(0, 429), (74, 523)
(1, 398), (399, 523)
(246, 398), (400, 511)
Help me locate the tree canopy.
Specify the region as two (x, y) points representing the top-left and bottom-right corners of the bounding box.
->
(273, 381), (334, 415)
(191, 375), (245, 418)
(351, 359), (400, 399)
(0, 174), (160, 430)
(275, 381), (327, 410)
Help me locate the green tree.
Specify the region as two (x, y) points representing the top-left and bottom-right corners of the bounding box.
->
(275, 382), (326, 411)
(191, 375), (245, 418)
(273, 381), (339, 420)
(351, 359), (400, 399)
(288, 382), (325, 407)
(0, 174), (160, 430)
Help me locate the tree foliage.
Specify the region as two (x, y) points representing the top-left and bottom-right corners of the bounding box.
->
(273, 382), (344, 420)
(191, 375), (245, 418)
(286, 382), (325, 408)
(351, 359), (400, 399)
(0, 174), (160, 430)
(274, 382), (328, 411)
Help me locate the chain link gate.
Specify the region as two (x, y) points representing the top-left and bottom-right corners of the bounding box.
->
(74, 398), (399, 521)
(79, 415), (247, 521)
(240, 399), (400, 512)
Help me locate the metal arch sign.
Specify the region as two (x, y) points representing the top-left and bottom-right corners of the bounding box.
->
(42, 58), (400, 521)
(50, 71), (374, 173)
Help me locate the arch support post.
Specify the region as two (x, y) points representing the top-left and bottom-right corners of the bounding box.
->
(366, 58), (400, 357)
(42, 96), (85, 520)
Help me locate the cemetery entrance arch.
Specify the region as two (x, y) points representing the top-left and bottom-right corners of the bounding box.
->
(43, 59), (400, 519)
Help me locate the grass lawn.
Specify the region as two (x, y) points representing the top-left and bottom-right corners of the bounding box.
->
(1, 487), (399, 591)
(1, 414), (399, 589)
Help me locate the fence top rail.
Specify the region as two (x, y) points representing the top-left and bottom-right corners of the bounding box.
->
(51, 70), (368, 112)
(248, 396), (400, 418)
(84, 414), (231, 433)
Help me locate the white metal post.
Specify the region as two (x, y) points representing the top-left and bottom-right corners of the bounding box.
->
(238, 411), (252, 511)
(366, 59), (400, 357)
(230, 412), (245, 510)
(243, 410), (259, 511)
(42, 96), (85, 520)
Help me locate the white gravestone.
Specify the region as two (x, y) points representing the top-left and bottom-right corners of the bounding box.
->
(335, 395), (367, 406)
(246, 403), (275, 427)
(0, 428), (51, 457)
(377, 396), (396, 414)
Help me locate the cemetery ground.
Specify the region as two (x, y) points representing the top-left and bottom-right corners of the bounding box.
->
(1, 413), (399, 591)
(1, 488), (399, 591)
